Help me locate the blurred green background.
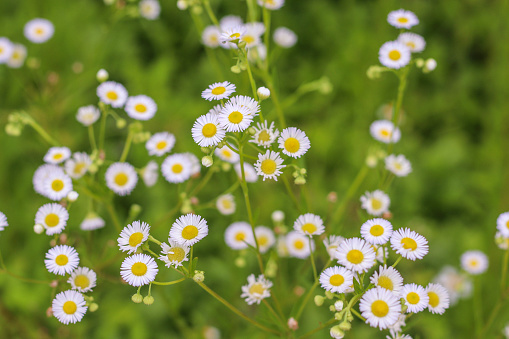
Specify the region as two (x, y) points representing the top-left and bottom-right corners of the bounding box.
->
(1, 0), (509, 338)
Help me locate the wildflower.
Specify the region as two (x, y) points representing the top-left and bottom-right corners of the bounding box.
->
(379, 41), (411, 69)
(254, 226), (276, 253)
(272, 210), (285, 223)
(234, 162), (258, 183)
(323, 235), (345, 259)
(184, 152), (201, 176)
(161, 153), (193, 183)
(250, 121), (279, 148)
(241, 274), (272, 305)
(97, 81), (128, 108)
(425, 283), (450, 314)
(215, 145), (240, 163)
(424, 58), (437, 72)
(293, 213), (325, 236)
(319, 266), (354, 294)
(201, 81), (236, 101)
(45, 245), (80, 276)
(359, 287), (401, 330)
(241, 22), (265, 48)
(43, 170), (73, 201)
(257, 87), (270, 100)
(96, 69), (108, 82)
(159, 239), (190, 268)
(390, 228), (429, 261)
(460, 250), (488, 275)
(360, 190), (391, 216)
(44, 147), (71, 164)
(125, 95), (157, 121)
(105, 162), (138, 196)
(336, 238), (376, 273)
(273, 27), (297, 48)
(139, 0), (160, 20)
(65, 152), (91, 179)
(433, 266), (473, 305)
(398, 32), (426, 53)
(145, 131), (176, 157)
(202, 25), (221, 48)
(257, 0), (285, 10)
(0, 38), (13, 63)
(7, 43), (27, 68)
(80, 212), (105, 231)
(35, 203), (69, 235)
(220, 25), (247, 44)
(370, 120), (401, 144)
(33, 164), (60, 196)
(68, 267), (97, 293)
(0, 212), (8, 232)
(278, 127), (311, 158)
(52, 290), (87, 324)
(76, 105), (101, 126)
(120, 253), (159, 287)
(497, 212), (509, 237)
(286, 230), (314, 259)
(24, 18), (54, 43)
(360, 218), (393, 245)
(385, 154), (412, 177)
(140, 161), (158, 187)
(117, 221), (150, 254)
(401, 283), (429, 313)
(169, 214), (208, 247)
(387, 9), (419, 29)
(227, 95), (260, 116)
(371, 265), (404, 293)
(218, 103), (253, 132)
(216, 194), (236, 215)
(224, 221), (254, 250)
(192, 113), (225, 147)
(254, 150), (286, 181)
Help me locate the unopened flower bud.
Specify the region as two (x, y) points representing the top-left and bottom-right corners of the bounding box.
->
(367, 65), (384, 79)
(5, 123), (22, 136)
(96, 69), (109, 82)
(415, 58), (425, 68)
(67, 191), (79, 202)
(132, 294), (143, 303)
(221, 162), (231, 172)
(366, 155), (378, 168)
(424, 58), (437, 73)
(46, 307), (53, 317)
(89, 303), (99, 312)
(271, 210), (285, 223)
(294, 176), (306, 185)
(59, 233), (68, 244)
(191, 5), (202, 15)
(314, 295), (325, 306)
(50, 280), (58, 288)
(34, 224), (44, 234)
(201, 147), (210, 154)
(247, 127), (256, 135)
(202, 156), (213, 168)
(231, 65), (241, 74)
(193, 270), (205, 283)
(234, 257), (246, 268)
(339, 321), (351, 331)
(327, 192), (338, 203)
(325, 291), (334, 299)
(143, 295), (155, 305)
(334, 312), (343, 320)
(176, 0), (188, 10)
(334, 300), (344, 311)
(116, 118), (127, 129)
(329, 305), (336, 312)
(257, 87), (270, 100)
(287, 317), (299, 331)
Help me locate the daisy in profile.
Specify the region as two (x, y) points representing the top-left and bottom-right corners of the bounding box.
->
(370, 120), (401, 144)
(460, 250), (488, 275)
(0, 38), (13, 63)
(390, 228), (429, 261)
(140, 161), (159, 187)
(45, 245), (80, 276)
(250, 121), (279, 148)
(401, 283), (429, 313)
(105, 162), (138, 196)
(319, 266), (354, 294)
(426, 283), (450, 314)
(7, 43), (27, 68)
(254, 150), (286, 181)
(169, 214), (208, 247)
(202, 25), (221, 48)
(285, 230), (314, 259)
(336, 237), (376, 273)
(215, 145), (240, 163)
(234, 163), (258, 183)
(293, 213), (325, 236)
(216, 194), (236, 215)
(24, 18), (54, 43)
(224, 221), (254, 250)
(161, 153), (193, 183)
(35, 203), (69, 235)
(97, 81), (128, 108)
(370, 265), (404, 293)
(43, 171), (73, 201)
(227, 95), (260, 116)
(201, 81), (236, 101)
(125, 95), (157, 121)
(379, 41), (411, 69)
(139, 0), (160, 20)
(278, 127), (311, 158)
(120, 253), (159, 286)
(218, 103), (253, 132)
(360, 190), (390, 216)
(241, 274), (273, 305)
(80, 212), (105, 231)
(68, 267), (97, 293)
(220, 25), (247, 45)
(117, 221), (150, 254)
(387, 9), (419, 29)
(323, 235), (345, 259)
(359, 287), (401, 330)
(360, 218), (393, 245)
(159, 239), (190, 268)
(184, 152), (201, 176)
(52, 290), (87, 324)
(145, 131), (176, 156)
(496, 212), (509, 237)
(192, 113), (225, 147)
(273, 27), (297, 48)
(33, 164), (62, 196)
(44, 147), (71, 164)
(76, 105), (100, 126)
(385, 154), (412, 177)
(65, 152), (91, 179)
(398, 32), (426, 53)
(257, 0), (285, 10)
(0, 211), (8, 232)
(254, 226), (276, 253)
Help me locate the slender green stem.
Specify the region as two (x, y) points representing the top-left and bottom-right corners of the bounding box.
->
(351, 308), (366, 322)
(309, 237), (318, 282)
(25, 119), (59, 146)
(88, 125), (97, 152)
(295, 259), (332, 320)
(190, 167), (216, 197)
(98, 107), (109, 151)
(202, 0), (219, 26)
(501, 249), (509, 293)
(119, 128), (134, 162)
(152, 277), (186, 286)
(105, 201), (122, 232)
(262, 7), (271, 69)
(188, 246), (194, 276)
(262, 299), (286, 329)
(387, 67), (409, 155)
(145, 248), (159, 258)
(474, 276), (483, 337)
(148, 235), (162, 246)
(0, 247), (51, 284)
(299, 318), (336, 339)
(266, 80), (286, 128)
(391, 255), (402, 268)
(282, 174), (301, 212)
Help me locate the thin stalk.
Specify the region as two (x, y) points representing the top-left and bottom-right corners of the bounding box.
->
(202, 0), (219, 26)
(188, 246), (194, 276)
(98, 107), (109, 151)
(387, 67), (409, 155)
(105, 201), (122, 232)
(295, 259), (332, 320)
(152, 277), (186, 286)
(474, 277), (483, 337)
(262, 299), (286, 330)
(88, 125), (97, 152)
(282, 174), (301, 212)
(262, 7), (271, 69)
(299, 318), (336, 339)
(391, 256), (403, 268)
(190, 167), (216, 197)
(351, 308), (366, 322)
(309, 237), (318, 282)
(0, 247), (50, 284)
(119, 128), (134, 162)
(501, 249), (509, 293)
(25, 119), (59, 146)
(266, 80), (286, 128)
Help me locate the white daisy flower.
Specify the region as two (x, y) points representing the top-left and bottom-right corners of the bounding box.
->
(293, 213), (325, 236)
(33, 164), (61, 196)
(359, 286), (401, 330)
(319, 266), (354, 294)
(398, 32), (426, 53)
(218, 103), (253, 132)
(80, 212), (105, 231)
(434, 266), (473, 305)
(215, 145), (240, 163)
(379, 41), (411, 69)
(64, 152), (91, 179)
(43, 171), (73, 201)
(202, 25), (222, 48)
(68, 267), (97, 293)
(496, 212), (509, 238)
(390, 228), (429, 261)
(323, 235), (345, 259)
(336, 237), (376, 273)
(461, 250), (488, 275)
(139, 0), (160, 20)
(425, 58), (437, 72)
(192, 113), (226, 147)
(241, 274), (272, 305)
(361, 218), (393, 245)
(254, 150), (286, 181)
(241, 22), (265, 48)
(273, 27), (297, 48)
(360, 190), (390, 216)
(257, 0), (285, 10)
(35, 203), (69, 235)
(250, 121), (279, 148)
(227, 95), (260, 116)
(201, 81), (236, 101)
(278, 127), (311, 158)
(105, 162), (138, 196)
(44, 146), (71, 164)
(208, 104), (224, 116)
(159, 239), (190, 268)
(76, 105), (101, 126)
(7, 43), (27, 68)
(45, 245), (80, 276)
(387, 9), (419, 29)
(220, 25), (247, 44)
(161, 153), (193, 183)
(370, 265), (404, 293)
(401, 283), (429, 313)
(216, 194), (236, 215)
(224, 221), (254, 250)
(120, 253), (159, 287)
(52, 290), (87, 325)
(0, 211), (8, 232)
(370, 120), (401, 144)
(140, 160), (159, 187)
(374, 244), (388, 263)
(169, 214), (208, 247)
(254, 226), (276, 253)
(125, 95), (157, 121)
(426, 283), (450, 314)
(97, 81), (128, 108)
(145, 131), (176, 157)
(220, 15), (243, 31)
(0, 38), (13, 64)
(234, 162), (258, 183)
(385, 154), (412, 177)
(184, 152), (201, 176)
(24, 18), (54, 43)
(286, 230), (315, 259)
(117, 220), (150, 254)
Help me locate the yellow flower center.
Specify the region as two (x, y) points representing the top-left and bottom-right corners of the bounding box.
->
(243, 35), (255, 44)
(222, 150), (232, 157)
(397, 17), (409, 23)
(469, 259), (478, 267)
(380, 129), (391, 137)
(211, 86), (226, 95)
(235, 232), (246, 241)
(407, 292), (420, 304)
(172, 164), (183, 174)
(284, 137), (300, 153)
(301, 223), (317, 234)
(371, 198), (382, 210)
(135, 104), (147, 113)
(346, 249), (364, 264)
(388, 50), (401, 61)
(370, 225), (384, 236)
(156, 141), (167, 150)
(63, 301), (77, 315)
(55, 254), (69, 266)
(249, 283), (265, 295)
(182, 225), (198, 240)
(45, 213), (60, 227)
(258, 130), (271, 142)
(131, 262), (148, 276)
(371, 300), (389, 317)
(394, 162), (403, 170)
(53, 153), (63, 160)
(229, 33), (241, 39)
(129, 232), (144, 247)
(428, 291), (439, 307)
(228, 111), (243, 124)
(35, 28), (44, 35)
(74, 275), (90, 289)
(167, 247), (186, 262)
(401, 237), (417, 251)
(202, 123), (217, 138)
(329, 274), (345, 286)
(406, 42), (416, 49)
(106, 91), (118, 100)
(294, 240), (305, 250)
(258, 236), (268, 246)
(221, 199), (232, 209)
(377, 276), (394, 290)
(261, 159), (277, 175)
(114, 173), (128, 186)
(506, 220), (509, 229)
(74, 163), (86, 174)
(51, 179), (64, 192)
